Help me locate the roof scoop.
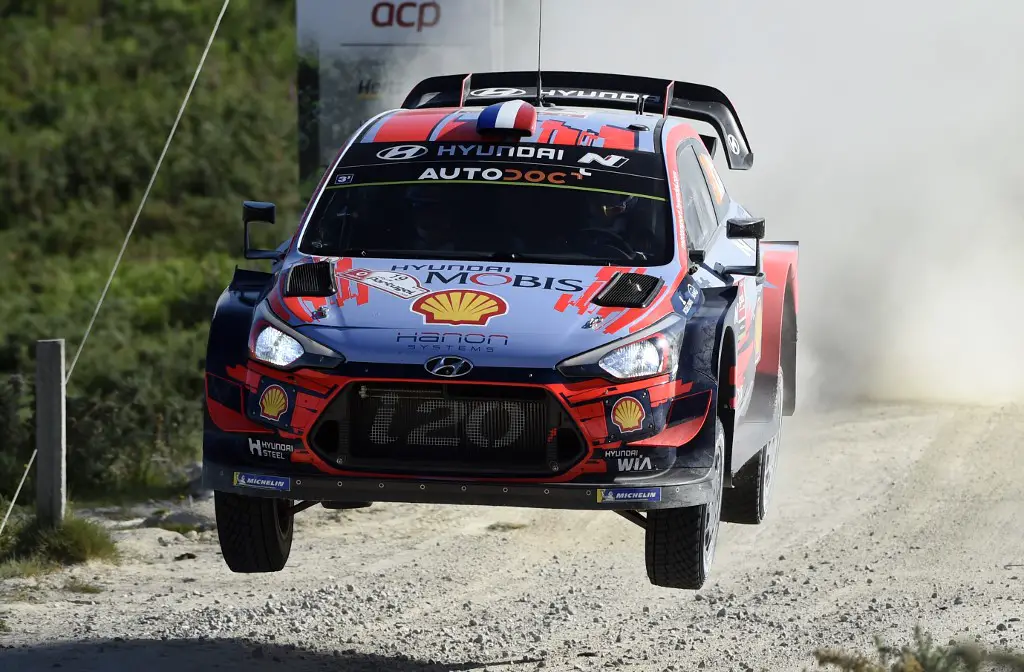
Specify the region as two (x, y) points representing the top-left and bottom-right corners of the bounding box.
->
(476, 100), (537, 138)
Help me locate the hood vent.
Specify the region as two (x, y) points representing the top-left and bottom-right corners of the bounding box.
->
(591, 272), (664, 309)
(283, 261), (336, 297)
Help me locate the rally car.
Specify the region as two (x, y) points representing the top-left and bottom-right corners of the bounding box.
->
(203, 71), (800, 590)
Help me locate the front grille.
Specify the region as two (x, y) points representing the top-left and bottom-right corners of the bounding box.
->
(310, 382), (585, 477)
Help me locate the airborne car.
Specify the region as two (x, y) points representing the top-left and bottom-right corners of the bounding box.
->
(203, 71), (800, 590)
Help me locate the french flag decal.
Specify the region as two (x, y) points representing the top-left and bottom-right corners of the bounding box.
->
(476, 99), (537, 137)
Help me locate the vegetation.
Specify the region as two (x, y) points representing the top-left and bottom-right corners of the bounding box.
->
(0, 0), (303, 499)
(62, 577), (103, 594)
(0, 500), (118, 577)
(813, 627), (1024, 672)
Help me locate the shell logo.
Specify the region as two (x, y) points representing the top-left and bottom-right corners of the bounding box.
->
(259, 385), (289, 421)
(411, 289), (508, 326)
(611, 397), (646, 433)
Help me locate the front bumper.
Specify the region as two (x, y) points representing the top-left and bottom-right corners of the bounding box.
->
(202, 459), (718, 510)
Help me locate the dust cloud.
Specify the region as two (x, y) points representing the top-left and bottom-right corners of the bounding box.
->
(500, 0), (1024, 406)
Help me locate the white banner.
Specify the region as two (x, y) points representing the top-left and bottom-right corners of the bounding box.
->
(297, 0), (498, 49)
(296, 0), (505, 186)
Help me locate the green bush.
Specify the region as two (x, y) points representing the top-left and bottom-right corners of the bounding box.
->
(813, 627), (1024, 672)
(0, 498), (118, 577)
(0, 0), (304, 498)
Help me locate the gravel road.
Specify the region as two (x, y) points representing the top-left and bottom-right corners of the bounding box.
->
(2, 402), (1023, 671)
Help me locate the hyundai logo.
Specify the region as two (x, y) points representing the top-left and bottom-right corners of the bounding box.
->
(424, 355), (473, 378)
(469, 87), (528, 98)
(376, 144), (428, 161)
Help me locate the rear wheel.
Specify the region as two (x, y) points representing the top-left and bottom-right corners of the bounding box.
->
(645, 417), (725, 589)
(214, 491), (294, 573)
(721, 368), (784, 524)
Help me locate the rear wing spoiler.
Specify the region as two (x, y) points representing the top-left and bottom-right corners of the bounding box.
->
(401, 70), (753, 170)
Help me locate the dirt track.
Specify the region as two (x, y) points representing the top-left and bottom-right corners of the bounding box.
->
(2, 401), (1022, 671)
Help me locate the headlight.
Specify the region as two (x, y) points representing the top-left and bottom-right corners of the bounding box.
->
(598, 335), (675, 380)
(254, 326), (304, 367)
(556, 315), (685, 382)
(247, 300), (345, 370)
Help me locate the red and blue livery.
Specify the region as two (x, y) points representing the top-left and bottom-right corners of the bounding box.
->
(202, 71), (801, 590)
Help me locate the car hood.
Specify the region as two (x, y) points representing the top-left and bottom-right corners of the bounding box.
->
(270, 256), (682, 369)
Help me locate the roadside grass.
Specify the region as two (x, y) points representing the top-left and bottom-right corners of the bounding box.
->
(813, 626), (1024, 671)
(0, 500), (119, 580)
(62, 577), (103, 594)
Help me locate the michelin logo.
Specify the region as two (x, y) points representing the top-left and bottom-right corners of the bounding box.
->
(233, 472), (291, 492)
(596, 488), (662, 503)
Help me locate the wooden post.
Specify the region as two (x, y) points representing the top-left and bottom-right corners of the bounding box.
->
(35, 339), (67, 528)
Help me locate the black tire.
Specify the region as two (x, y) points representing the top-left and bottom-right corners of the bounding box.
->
(645, 417), (725, 590)
(721, 369), (784, 525)
(214, 491), (294, 573)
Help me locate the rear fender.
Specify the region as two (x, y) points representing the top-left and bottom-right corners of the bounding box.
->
(756, 241), (799, 376)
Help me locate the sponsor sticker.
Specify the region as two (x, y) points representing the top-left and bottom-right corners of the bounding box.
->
(248, 438), (296, 461)
(611, 397), (646, 433)
(371, 1), (441, 32)
(437, 144), (565, 161)
(341, 268), (428, 299)
(334, 173), (355, 185)
(411, 289), (508, 327)
(615, 455), (654, 472)
(578, 152), (629, 168)
(416, 166), (587, 184)
(596, 487), (662, 503)
(233, 472), (291, 492)
(423, 270), (584, 293)
(259, 385), (289, 422)
(397, 331), (509, 353)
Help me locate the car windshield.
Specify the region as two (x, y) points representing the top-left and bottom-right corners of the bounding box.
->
(298, 141), (674, 266)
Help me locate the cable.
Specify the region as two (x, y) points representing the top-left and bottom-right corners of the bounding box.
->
(0, 0), (232, 540)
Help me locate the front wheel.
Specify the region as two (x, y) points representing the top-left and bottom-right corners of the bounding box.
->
(644, 417), (725, 589)
(214, 491), (294, 573)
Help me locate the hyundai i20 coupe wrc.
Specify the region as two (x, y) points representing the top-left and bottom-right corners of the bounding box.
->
(203, 71), (800, 590)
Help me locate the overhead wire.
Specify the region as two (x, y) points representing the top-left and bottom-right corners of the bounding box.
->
(0, 0), (233, 539)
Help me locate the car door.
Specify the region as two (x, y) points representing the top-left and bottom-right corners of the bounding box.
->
(677, 143), (762, 418)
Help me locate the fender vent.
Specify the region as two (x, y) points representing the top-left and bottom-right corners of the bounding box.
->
(591, 272), (663, 309)
(283, 261), (336, 297)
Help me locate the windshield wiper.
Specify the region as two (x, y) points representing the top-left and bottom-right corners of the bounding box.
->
(325, 249), (623, 265)
(332, 249), (482, 261)
(484, 251), (612, 264)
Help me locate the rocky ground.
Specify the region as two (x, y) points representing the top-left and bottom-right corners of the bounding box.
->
(1, 401), (1022, 671)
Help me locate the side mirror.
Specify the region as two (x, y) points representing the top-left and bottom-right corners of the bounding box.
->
(243, 200), (281, 260)
(726, 217), (765, 241)
(722, 217), (766, 277)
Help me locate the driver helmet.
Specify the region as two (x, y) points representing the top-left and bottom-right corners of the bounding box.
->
(406, 186), (454, 249)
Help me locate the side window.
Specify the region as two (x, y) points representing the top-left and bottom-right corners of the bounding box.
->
(676, 144), (719, 249)
(696, 150), (728, 218)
